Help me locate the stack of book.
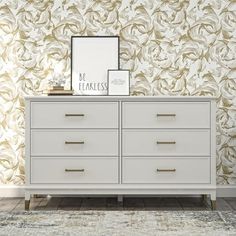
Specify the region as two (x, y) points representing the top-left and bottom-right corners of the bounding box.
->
(47, 86), (74, 96)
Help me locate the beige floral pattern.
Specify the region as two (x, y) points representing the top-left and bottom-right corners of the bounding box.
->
(0, 0), (235, 185)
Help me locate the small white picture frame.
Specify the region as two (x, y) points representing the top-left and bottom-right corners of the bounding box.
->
(107, 70), (130, 96)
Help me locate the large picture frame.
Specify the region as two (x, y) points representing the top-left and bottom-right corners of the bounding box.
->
(71, 36), (119, 95)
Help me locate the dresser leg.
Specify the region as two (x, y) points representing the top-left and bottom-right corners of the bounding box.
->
(210, 192), (216, 210)
(117, 195), (123, 202)
(211, 200), (216, 210)
(25, 200), (30, 211)
(25, 191), (31, 211)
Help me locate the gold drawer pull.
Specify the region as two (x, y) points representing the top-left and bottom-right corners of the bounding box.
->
(157, 168), (176, 172)
(65, 168), (85, 172)
(65, 114), (85, 117)
(156, 141), (176, 144)
(65, 141), (85, 144)
(156, 113), (176, 117)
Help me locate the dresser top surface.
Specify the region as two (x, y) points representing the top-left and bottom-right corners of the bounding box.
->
(25, 95), (216, 102)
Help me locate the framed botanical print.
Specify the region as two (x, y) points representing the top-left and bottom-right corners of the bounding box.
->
(71, 36), (119, 95)
(107, 70), (130, 96)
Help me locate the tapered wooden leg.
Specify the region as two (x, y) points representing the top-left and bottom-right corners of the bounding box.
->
(25, 200), (30, 211)
(211, 200), (216, 210)
(210, 192), (216, 210)
(25, 191), (31, 211)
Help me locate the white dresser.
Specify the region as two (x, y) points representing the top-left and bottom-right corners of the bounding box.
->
(25, 96), (216, 209)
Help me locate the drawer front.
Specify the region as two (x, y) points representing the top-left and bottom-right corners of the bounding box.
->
(31, 102), (118, 128)
(31, 158), (118, 184)
(31, 130), (118, 156)
(123, 130), (210, 156)
(123, 158), (210, 184)
(122, 102), (210, 128)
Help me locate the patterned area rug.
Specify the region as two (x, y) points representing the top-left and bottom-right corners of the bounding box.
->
(0, 211), (236, 236)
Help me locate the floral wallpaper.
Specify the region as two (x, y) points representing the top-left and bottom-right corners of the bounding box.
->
(0, 0), (235, 185)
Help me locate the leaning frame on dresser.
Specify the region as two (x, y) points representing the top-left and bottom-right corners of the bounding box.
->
(25, 96), (216, 210)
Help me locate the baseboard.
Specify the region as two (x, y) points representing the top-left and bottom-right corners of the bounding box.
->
(216, 185), (236, 197)
(0, 186), (25, 198)
(0, 185), (235, 198)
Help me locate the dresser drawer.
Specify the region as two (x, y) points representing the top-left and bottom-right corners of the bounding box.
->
(123, 130), (210, 156)
(123, 158), (210, 184)
(31, 158), (118, 184)
(31, 102), (118, 128)
(122, 102), (210, 128)
(31, 130), (118, 156)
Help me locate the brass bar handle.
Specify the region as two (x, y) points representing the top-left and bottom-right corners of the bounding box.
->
(156, 168), (176, 172)
(156, 141), (176, 144)
(65, 141), (85, 145)
(65, 168), (85, 172)
(65, 114), (85, 117)
(156, 113), (176, 117)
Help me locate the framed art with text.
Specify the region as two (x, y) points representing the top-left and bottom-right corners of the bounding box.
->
(107, 70), (130, 96)
(71, 36), (119, 95)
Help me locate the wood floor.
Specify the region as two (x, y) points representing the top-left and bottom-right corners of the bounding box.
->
(0, 197), (236, 211)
